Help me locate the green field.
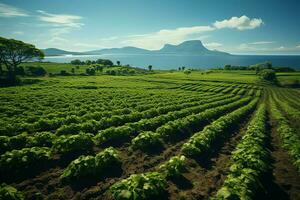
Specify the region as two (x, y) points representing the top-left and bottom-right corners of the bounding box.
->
(1, 70), (300, 200)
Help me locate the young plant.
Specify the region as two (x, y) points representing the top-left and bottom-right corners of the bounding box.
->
(110, 172), (167, 200)
(159, 155), (186, 177)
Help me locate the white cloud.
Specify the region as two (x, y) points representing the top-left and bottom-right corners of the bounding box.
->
(296, 45), (300, 48)
(119, 26), (215, 50)
(0, 3), (29, 17)
(204, 42), (223, 49)
(249, 41), (274, 45)
(92, 16), (263, 50)
(214, 15), (263, 30)
(37, 10), (83, 28)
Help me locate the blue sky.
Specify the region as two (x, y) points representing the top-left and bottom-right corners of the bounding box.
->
(0, 0), (299, 54)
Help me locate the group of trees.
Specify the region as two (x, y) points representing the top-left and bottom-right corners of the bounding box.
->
(70, 59), (114, 66)
(0, 37), (44, 85)
(224, 62), (295, 73)
(178, 66), (186, 71)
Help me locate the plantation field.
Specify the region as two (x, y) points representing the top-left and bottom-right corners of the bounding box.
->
(0, 71), (300, 200)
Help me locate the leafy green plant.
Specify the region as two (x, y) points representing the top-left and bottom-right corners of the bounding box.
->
(110, 172), (167, 200)
(0, 147), (51, 175)
(131, 131), (163, 150)
(159, 155), (186, 177)
(52, 132), (94, 155)
(61, 147), (121, 182)
(0, 184), (24, 200)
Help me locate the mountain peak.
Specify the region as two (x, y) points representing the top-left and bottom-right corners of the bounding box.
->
(159, 40), (210, 54)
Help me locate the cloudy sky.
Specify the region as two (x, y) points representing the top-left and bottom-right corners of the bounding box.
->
(0, 0), (299, 54)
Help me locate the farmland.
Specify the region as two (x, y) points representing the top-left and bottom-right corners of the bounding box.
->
(0, 70), (300, 200)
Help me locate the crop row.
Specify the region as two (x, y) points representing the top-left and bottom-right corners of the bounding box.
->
(94, 94), (239, 146)
(181, 98), (258, 157)
(108, 98), (259, 200)
(271, 89), (300, 121)
(131, 97), (253, 151)
(54, 93), (223, 135)
(269, 96), (300, 171)
(213, 103), (269, 199)
(0, 95), (231, 154)
(1, 92), (208, 135)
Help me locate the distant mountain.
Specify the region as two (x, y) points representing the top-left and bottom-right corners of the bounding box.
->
(42, 48), (86, 56)
(42, 40), (230, 56)
(155, 40), (229, 55)
(86, 46), (152, 54)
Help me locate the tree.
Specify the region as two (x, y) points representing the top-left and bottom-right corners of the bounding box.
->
(178, 67), (181, 71)
(182, 66), (185, 71)
(86, 67), (96, 75)
(96, 59), (113, 66)
(0, 37), (44, 83)
(85, 60), (92, 65)
(224, 64), (231, 70)
(71, 68), (75, 74)
(148, 65), (152, 71)
(259, 69), (276, 82)
(96, 65), (103, 72)
(70, 59), (82, 65)
(116, 61), (121, 66)
(184, 69), (191, 75)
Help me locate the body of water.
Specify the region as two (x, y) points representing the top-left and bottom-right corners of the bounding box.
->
(44, 54), (300, 70)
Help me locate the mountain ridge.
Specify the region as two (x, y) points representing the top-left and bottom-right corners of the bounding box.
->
(42, 40), (230, 56)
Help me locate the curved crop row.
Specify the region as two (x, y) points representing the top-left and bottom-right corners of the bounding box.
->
(181, 98), (258, 157)
(1, 91), (204, 135)
(271, 89), (300, 121)
(213, 103), (269, 199)
(94, 95), (239, 145)
(269, 96), (300, 171)
(132, 97), (253, 150)
(55, 93), (222, 135)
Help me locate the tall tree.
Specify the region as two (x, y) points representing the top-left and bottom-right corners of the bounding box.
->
(148, 65), (152, 71)
(0, 37), (44, 82)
